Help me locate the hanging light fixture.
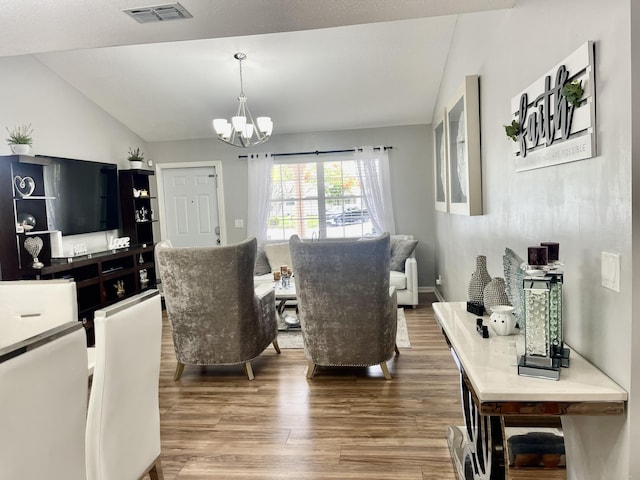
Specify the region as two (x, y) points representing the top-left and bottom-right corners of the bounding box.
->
(212, 53), (273, 147)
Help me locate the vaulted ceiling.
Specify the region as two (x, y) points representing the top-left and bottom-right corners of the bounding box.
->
(1, 0), (515, 141)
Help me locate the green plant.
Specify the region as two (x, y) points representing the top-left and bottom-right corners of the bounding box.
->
(127, 147), (144, 162)
(5, 124), (33, 145)
(561, 80), (584, 107)
(504, 120), (520, 142)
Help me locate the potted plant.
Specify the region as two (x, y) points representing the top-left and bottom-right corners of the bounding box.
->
(6, 124), (33, 155)
(127, 147), (144, 169)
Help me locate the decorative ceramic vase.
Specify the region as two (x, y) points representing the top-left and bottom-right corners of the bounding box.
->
(489, 305), (517, 336)
(129, 160), (143, 169)
(483, 277), (510, 313)
(10, 144), (31, 155)
(468, 255), (491, 303)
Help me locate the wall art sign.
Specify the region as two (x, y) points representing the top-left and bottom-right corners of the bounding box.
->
(510, 41), (596, 172)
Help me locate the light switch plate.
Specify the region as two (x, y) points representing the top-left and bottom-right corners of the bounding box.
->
(601, 252), (620, 292)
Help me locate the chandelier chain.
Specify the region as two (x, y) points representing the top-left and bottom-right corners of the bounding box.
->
(238, 56), (245, 98)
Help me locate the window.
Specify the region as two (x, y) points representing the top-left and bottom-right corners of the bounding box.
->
(267, 157), (375, 240)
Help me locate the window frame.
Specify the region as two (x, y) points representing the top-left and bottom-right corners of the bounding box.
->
(267, 154), (373, 241)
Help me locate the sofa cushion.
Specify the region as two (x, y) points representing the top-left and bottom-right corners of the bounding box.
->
(263, 242), (293, 271)
(390, 237), (418, 272)
(254, 244), (271, 275)
(389, 270), (407, 290)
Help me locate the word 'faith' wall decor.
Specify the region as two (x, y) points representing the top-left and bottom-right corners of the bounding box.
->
(510, 41), (596, 172)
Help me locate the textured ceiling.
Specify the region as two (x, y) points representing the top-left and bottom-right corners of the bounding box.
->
(2, 0), (515, 141)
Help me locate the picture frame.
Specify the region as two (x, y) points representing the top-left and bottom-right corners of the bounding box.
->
(445, 75), (482, 216)
(433, 109), (448, 212)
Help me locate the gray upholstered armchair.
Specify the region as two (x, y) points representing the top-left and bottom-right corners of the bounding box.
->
(156, 237), (280, 380)
(289, 232), (398, 380)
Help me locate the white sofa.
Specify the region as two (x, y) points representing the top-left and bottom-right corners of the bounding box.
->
(254, 234), (419, 308)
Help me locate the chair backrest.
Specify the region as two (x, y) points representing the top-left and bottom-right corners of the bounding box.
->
(0, 322), (88, 480)
(0, 279), (78, 347)
(85, 289), (162, 480)
(289, 232), (397, 366)
(157, 237), (273, 365)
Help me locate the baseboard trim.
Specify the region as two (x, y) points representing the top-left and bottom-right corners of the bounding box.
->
(418, 286), (445, 302)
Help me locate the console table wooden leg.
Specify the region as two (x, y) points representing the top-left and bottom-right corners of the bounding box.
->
(447, 346), (505, 480)
(459, 373), (504, 479)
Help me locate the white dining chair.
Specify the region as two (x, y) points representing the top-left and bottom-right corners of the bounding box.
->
(85, 289), (164, 480)
(0, 279), (77, 340)
(0, 322), (88, 480)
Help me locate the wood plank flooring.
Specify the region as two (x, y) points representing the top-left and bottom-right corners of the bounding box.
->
(158, 293), (463, 479)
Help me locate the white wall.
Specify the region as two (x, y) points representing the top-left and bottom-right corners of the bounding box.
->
(0, 55), (148, 253)
(629, 1), (640, 477)
(147, 124), (436, 286)
(432, 0), (634, 478)
(0, 55), (146, 164)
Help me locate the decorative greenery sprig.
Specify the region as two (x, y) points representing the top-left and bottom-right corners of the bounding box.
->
(127, 147), (144, 161)
(561, 80), (584, 108)
(5, 124), (33, 145)
(504, 120), (520, 142)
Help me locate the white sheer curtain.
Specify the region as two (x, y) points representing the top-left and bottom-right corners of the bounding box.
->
(354, 145), (396, 235)
(247, 152), (273, 241)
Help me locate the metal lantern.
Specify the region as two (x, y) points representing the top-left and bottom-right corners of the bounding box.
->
(518, 272), (568, 380)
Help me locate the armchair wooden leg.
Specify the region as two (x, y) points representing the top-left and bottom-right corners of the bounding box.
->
(272, 338), (281, 354)
(244, 361), (255, 380)
(147, 457), (164, 480)
(306, 361), (316, 379)
(395, 344), (400, 355)
(174, 362), (185, 381)
(380, 361), (392, 380)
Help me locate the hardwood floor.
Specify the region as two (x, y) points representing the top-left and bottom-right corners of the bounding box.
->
(158, 293), (462, 479)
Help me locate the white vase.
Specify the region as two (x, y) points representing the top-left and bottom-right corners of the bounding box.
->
(10, 144), (31, 155)
(129, 160), (143, 169)
(489, 305), (517, 336)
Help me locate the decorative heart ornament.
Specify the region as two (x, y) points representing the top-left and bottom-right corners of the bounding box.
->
(24, 236), (44, 268)
(13, 175), (35, 197)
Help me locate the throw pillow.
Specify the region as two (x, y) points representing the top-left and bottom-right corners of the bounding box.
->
(263, 242), (293, 271)
(390, 237), (418, 272)
(254, 244), (271, 276)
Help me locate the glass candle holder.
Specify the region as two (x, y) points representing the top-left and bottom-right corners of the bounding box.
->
(523, 277), (550, 359)
(548, 272), (563, 348)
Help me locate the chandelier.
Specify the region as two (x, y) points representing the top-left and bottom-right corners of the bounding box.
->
(212, 53), (273, 148)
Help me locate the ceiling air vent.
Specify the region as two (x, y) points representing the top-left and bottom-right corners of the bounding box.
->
(123, 3), (193, 23)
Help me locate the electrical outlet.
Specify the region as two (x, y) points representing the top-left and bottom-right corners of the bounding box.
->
(601, 252), (620, 292)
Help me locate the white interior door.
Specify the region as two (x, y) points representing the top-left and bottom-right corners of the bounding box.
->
(161, 166), (221, 247)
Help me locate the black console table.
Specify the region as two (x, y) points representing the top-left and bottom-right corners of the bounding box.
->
(21, 245), (156, 345)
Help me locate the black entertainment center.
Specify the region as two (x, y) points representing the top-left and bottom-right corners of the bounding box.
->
(0, 154), (158, 345)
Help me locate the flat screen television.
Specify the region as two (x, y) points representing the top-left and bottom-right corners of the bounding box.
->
(42, 156), (120, 236)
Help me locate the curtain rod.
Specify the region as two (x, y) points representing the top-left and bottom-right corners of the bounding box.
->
(238, 146), (392, 159)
